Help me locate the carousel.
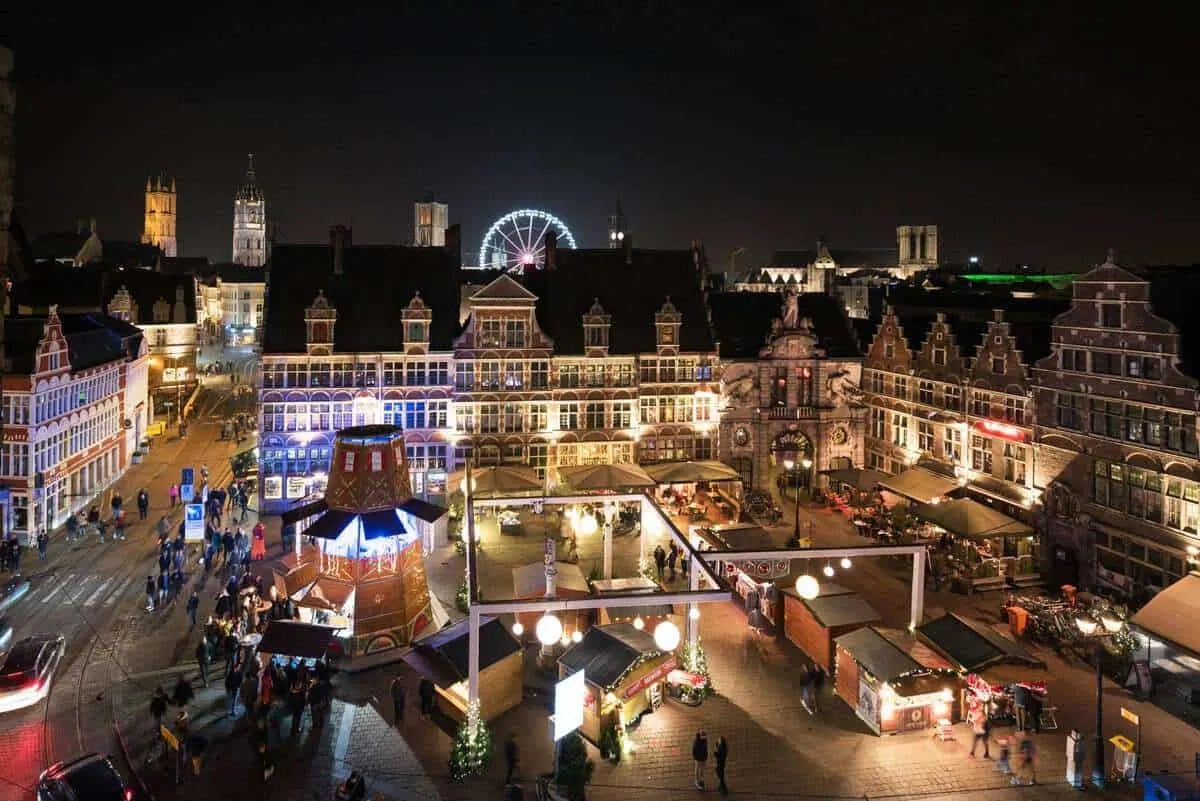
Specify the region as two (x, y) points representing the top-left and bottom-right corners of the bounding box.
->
(291, 425), (437, 655)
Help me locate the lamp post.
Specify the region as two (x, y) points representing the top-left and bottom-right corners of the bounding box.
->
(783, 458), (800, 545)
(1074, 613), (1126, 788)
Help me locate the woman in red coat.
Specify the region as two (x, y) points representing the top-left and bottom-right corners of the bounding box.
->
(251, 521), (267, 561)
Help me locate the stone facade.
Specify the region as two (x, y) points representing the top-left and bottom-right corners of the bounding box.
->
(233, 155), (267, 267)
(1032, 252), (1200, 597)
(141, 175), (177, 258)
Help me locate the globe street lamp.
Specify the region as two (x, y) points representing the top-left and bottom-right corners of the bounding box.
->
(783, 458), (801, 545)
(1074, 612), (1126, 788)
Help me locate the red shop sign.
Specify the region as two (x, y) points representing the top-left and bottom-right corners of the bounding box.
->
(973, 419), (1025, 442)
(622, 657), (678, 700)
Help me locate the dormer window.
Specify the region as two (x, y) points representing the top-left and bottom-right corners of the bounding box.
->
(304, 289), (338, 356)
(402, 291), (432, 355)
(1101, 303), (1122, 328)
(583, 298), (611, 355)
(153, 298), (170, 323)
(654, 297), (682, 354)
(992, 357), (1005, 374)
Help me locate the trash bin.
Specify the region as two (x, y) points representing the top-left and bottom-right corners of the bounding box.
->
(1142, 773), (1200, 801)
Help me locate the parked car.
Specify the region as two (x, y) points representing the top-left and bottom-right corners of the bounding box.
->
(0, 634), (66, 713)
(37, 753), (133, 801)
(0, 577), (31, 615)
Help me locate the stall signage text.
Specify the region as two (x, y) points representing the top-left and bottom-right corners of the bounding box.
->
(623, 657), (678, 700)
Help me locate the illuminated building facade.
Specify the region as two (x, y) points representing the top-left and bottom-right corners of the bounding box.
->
(141, 174), (177, 258)
(413, 197), (448, 248)
(712, 291), (866, 491)
(1033, 253), (1200, 597)
(232, 154), (267, 267)
(257, 233), (718, 513)
(860, 305), (1041, 516)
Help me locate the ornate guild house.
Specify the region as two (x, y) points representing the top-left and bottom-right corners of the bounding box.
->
(713, 292), (866, 492)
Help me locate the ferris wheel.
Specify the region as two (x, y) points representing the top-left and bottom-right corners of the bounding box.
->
(479, 208), (577, 272)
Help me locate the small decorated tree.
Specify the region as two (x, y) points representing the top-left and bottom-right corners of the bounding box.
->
(449, 700), (492, 781)
(679, 636), (715, 698)
(556, 731), (595, 800)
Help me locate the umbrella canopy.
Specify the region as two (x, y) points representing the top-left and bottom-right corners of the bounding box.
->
(914, 497), (1033, 540)
(556, 463), (656, 491)
(469, 465), (544, 498)
(644, 460), (742, 485)
(822, 468), (890, 493)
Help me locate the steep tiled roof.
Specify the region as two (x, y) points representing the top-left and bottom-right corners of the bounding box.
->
(261, 244), (461, 353)
(11, 263), (196, 325)
(1147, 272), (1200, 377)
(31, 232), (90, 261)
(772, 248), (899, 268)
(2, 312), (143, 375)
(522, 248), (714, 355)
(709, 292), (862, 359)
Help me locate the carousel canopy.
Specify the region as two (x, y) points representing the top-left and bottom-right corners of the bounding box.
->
(918, 613), (1045, 672)
(470, 465), (543, 497)
(281, 498), (328, 525)
(556, 462), (656, 491)
(821, 468), (890, 493)
(301, 508), (409, 542)
(400, 497), (449, 523)
(914, 498), (1033, 539)
(644, 460), (741, 485)
(559, 623), (663, 690)
(878, 467), (959, 504)
(1131, 574), (1200, 655)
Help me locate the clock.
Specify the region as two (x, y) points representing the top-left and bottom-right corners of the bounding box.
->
(733, 426), (750, 447)
(830, 426), (848, 445)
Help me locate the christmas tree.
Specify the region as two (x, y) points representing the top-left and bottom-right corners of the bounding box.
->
(680, 636), (714, 697)
(449, 700), (492, 780)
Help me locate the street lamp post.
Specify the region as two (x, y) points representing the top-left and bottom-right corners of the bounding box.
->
(1074, 613), (1126, 788)
(783, 458), (800, 545)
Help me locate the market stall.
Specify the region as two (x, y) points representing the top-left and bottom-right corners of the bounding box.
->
(692, 523), (790, 628)
(256, 620), (336, 664)
(782, 586), (881, 673)
(877, 466), (959, 506)
(834, 626), (961, 735)
(914, 498), (1040, 589)
(917, 613), (1046, 673)
(411, 616), (523, 722)
(558, 623), (676, 745)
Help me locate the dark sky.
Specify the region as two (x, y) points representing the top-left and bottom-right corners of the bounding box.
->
(2, 3), (1196, 270)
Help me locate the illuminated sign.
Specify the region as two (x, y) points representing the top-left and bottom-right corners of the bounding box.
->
(553, 670), (586, 741)
(184, 503), (205, 542)
(974, 419), (1025, 442)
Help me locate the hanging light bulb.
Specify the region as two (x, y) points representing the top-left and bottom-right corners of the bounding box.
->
(571, 629), (584, 643)
(632, 616), (645, 630)
(653, 620), (681, 651)
(795, 574), (819, 600)
(535, 613), (563, 645)
(840, 557), (852, 569)
(823, 561), (835, 577)
(512, 621), (524, 637)
(688, 606), (701, 621)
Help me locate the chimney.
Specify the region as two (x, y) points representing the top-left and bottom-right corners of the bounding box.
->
(330, 225), (352, 276)
(544, 230), (558, 271)
(622, 232), (633, 265)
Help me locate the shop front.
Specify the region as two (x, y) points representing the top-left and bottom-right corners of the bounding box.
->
(558, 623), (675, 745)
(834, 626), (961, 735)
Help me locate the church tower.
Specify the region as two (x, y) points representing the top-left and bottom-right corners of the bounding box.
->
(141, 173), (177, 257)
(607, 200), (627, 248)
(232, 153), (267, 266)
(413, 195), (448, 247)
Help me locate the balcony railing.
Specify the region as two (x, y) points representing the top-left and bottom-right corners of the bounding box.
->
(764, 406), (816, 420)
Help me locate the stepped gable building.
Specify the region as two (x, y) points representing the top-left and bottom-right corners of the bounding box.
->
(258, 230), (462, 513)
(711, 291), (866, 491)
(1, 308), (148, 537)
(257, 230), (718, 513)
(1034, 252), (1200, 597)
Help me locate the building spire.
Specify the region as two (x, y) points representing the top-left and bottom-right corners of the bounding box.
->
(1106, 247), (1117, 265)
(246, 152), (256, 183)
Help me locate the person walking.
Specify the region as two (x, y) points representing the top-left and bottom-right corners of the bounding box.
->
(967, 700), (991, 759)
(225, 666), (242, 718)
(1012, 733), (1036, 785)
(251, 521), (267, 561)
(390, 674), (406, 726)
(504, 733), (519, 785)
(654, 544), (667, 582)
(809, 664), (825, 713)
(150, 686), (170, 727)
(137, 488), (150, 521)
(714, 735), (729, 795)
(692, 730), (709, 790)
(170, 484), (179, 508)
(418, 677), (435, 719)
(667, 543), (678, 582)
(37, 529), (48, 560)
(287, 677), (308, 737)
(186, 592), (200, 627)
(158, 572), (171, 605)
(145, 575), (157, 612)
(309, 677), (330, 729)
(195, 639), (211, 688)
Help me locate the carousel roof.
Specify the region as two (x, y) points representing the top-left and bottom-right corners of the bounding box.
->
(301, 508), (409, 542)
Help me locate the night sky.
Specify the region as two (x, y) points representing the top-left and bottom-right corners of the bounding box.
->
(3, 4), (1196, 270)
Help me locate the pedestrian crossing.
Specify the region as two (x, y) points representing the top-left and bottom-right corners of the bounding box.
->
(24, 573), (141, 608)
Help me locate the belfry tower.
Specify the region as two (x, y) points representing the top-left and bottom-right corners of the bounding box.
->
(607, 200), (627, 248)
(141, 173), (177, 257)
(233, 153), (267, 266)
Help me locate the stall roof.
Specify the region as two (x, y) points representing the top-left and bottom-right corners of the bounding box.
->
(281, 498), (328, 525)
(512, 561), (590, 598)
(1131, 573), (1200, 655)
(420, 616), (521, 678)
(559, 623), (662, 690)
(590, 577), (660, 595)
(804, 593), (882, 628)
(914, 498), (1033, 539)
(400, 497), (449, 523)
(835, 627), (921, 682)
(917, 613), (1045, 671)
(780, 582), (855, 601)
(694, 523), (782, 551)
(878, 467), (959, 504)
(258, 621), (334, 659)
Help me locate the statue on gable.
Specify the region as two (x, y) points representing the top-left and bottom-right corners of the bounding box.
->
(781, 292), (800, 329)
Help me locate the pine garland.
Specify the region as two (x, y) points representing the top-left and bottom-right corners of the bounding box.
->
(449, 700), (492, 781)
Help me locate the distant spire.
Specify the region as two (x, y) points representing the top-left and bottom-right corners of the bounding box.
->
(246, 152), (256, 182)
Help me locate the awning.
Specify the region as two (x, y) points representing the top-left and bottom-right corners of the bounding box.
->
(281, 498), (328, 525)
(257, 620), (335, 659)
(360, 509), (407, 540)
(878, 467), (959, 504)
(557, 463), (657, 490)
(966, 475), (1031, 508)
(400, 497), (449, 523)
(917, 613), (1045, 671)
(469, 465), (544, 498)
(820, 468), (890, 493)
(644, 460), (742, 485)
(1131, 573), (1200, 655)
(914, 498), (1033, 539)
(835, 627), (921, 682)
(302, 509), (356, 540)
